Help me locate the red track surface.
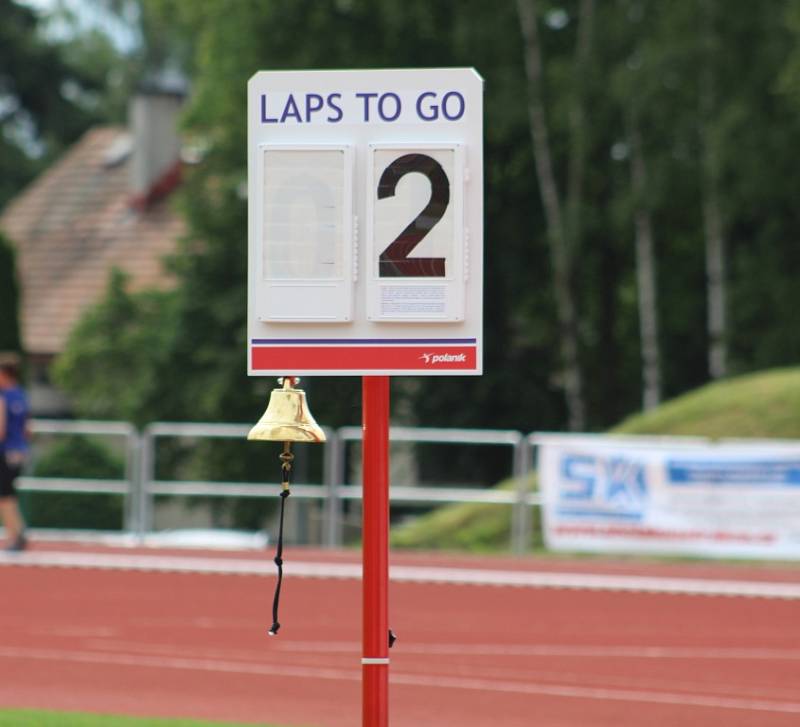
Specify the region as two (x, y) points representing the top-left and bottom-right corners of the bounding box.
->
(1, 544), (799, 727)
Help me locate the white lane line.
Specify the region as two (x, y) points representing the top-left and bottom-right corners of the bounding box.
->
(1, 645), (799, 715)
(0, 645), (357, 683)
(274, 641), (800, 661)
(390, 671), (800, 715)
(74, 638), (800, 666)
(57, 638), (800, 702)
(390, 565), (800, 598)
(2, 550), (800, 599)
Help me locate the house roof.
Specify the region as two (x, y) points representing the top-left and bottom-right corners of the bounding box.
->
(0, 126), (184, 356)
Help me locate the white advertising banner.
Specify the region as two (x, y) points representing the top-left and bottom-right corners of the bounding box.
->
(537, 434), (800, 559)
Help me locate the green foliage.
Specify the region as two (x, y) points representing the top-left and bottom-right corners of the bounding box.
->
(33, 435), (125, 479)
(0, 232), (21, 352)
(56, 0), (542, 496)
(23, 435), (125, 530)
(53, 269), (180, 426)
(52, 1), (800, 480)
(0, 710), (282, 727)
(0, 0), (106, 209)
(112, 0), (562, 482)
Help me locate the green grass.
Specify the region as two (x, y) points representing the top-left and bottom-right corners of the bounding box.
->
(612, 366), (800, 439)
(390, 474), (537, 551)
(390, 367), (800, 552)
(0, 710), (287, 727)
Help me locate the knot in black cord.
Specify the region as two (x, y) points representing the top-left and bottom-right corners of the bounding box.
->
(267, 442), (293, 637)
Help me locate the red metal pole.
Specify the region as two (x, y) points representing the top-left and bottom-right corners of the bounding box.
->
(362, 376), (390, 727)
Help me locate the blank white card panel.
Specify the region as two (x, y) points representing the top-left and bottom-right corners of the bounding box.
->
(257, 145), (354, 322)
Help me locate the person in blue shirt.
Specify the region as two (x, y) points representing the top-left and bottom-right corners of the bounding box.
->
(0, 352), (29, 551)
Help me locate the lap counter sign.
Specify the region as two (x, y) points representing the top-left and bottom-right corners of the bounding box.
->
(247, 68), (484, 727)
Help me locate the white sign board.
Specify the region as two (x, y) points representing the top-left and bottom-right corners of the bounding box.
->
(537, 434), (800, 560)
(247, 69), (483, 376)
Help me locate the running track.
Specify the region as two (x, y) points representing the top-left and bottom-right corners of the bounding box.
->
(1, 542), (799, 726)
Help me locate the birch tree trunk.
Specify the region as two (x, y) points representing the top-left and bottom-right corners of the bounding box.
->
(700, 0), (727, 379)
(703, 179), (726, 379)
(566, 0), (595, 251)
(516, 0), (592, 431)
(628, 119), (662, 410)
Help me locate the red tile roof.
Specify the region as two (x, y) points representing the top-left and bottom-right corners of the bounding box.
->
(0, 126), (183, 356)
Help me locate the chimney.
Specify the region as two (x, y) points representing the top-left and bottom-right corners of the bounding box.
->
(129, 89), (184, 209)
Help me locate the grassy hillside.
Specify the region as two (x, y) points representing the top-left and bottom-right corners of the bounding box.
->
(390, 367), (800, 551)
(612, 367), (800, 438)
(390, 473), (537, 552)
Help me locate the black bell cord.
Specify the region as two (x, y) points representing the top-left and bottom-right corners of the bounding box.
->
(268, 442), (294, 636)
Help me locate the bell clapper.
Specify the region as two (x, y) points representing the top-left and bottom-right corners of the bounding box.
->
(279, 440), (294, 494)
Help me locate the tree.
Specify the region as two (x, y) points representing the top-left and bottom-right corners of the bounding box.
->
(52, 0), (568, 497)
(0, 232), (21, 353)
(611, 0), (663, 410)
(515, 0), (594, 431)
(1, 0), (124, 362)
(0, 0), (105, 209)
(53, 270), (181, 426)
(698, 0), (727, 380)
(623, 0), (800, 392)
(54, 0), (800, 453)
(628, 117), (662, 409)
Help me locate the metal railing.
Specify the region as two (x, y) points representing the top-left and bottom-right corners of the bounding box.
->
(18, 419), (541, 553)
(17, 419), (141, 531)
(328, 426), (535, 550)
(137, 421), (335, 540)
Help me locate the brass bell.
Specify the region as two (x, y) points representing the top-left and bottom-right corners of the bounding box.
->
(248, 377), (326, 443)
(249, 376), (324, 637)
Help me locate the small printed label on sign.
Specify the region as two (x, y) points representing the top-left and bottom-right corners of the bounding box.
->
(380, 286), (446, 315)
